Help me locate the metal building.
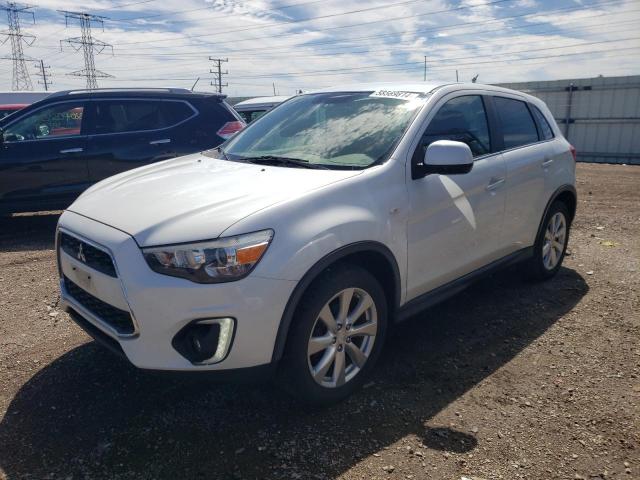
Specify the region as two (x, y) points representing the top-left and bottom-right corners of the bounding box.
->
(497, 75), (640, 165)
(0, 90), (51, 104)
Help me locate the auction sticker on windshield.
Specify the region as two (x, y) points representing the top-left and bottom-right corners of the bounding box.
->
(370, 90), (422, 100)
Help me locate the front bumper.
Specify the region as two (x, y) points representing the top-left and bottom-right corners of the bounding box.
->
(57, 210), (297, 371)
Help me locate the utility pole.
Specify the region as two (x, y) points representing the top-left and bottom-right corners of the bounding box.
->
(273, 82), (276, 96)
(60, 10), (113, 90)
(1, 2), (35, 91)
(456, 69), (459, 82)
(209, 57), (228, 93)
(423, 56), (427, 81)
(34, 58), (50, 90)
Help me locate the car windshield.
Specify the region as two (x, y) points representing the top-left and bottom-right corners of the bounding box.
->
(209, 91), (427, 169)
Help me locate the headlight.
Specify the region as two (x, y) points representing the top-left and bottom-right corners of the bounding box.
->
(142, 229), (273, 283)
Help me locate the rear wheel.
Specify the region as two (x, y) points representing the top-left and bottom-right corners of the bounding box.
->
(525, 200), (571, 281)
(280, 264), (387, 406)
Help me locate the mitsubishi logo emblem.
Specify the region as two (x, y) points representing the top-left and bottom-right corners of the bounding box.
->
(77, 243), (86, 263)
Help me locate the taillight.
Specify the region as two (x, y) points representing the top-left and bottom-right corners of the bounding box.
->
(569, 144), (577, 162)
(216, 121), (245, 139)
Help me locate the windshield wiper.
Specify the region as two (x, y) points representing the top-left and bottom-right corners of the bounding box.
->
(244, 155), (329, 169)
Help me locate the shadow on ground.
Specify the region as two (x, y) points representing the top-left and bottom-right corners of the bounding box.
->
(0, 267), (588, 479)
(0, 213), (60, 252)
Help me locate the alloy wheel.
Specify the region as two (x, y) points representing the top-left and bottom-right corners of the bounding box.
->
(542, 211), (567, 270)
(307, 288), (378, 388)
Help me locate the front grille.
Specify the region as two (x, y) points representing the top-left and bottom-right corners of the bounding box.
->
(59, 232), (117, 277)
(63, 276), (135, 335)
(67, 308), (126, 358)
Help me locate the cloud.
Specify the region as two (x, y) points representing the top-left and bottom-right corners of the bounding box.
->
(0, 0), (638, 96)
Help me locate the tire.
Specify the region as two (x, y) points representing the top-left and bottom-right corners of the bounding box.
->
(279, 263), (388, 406)
(525, 200), (571, 281)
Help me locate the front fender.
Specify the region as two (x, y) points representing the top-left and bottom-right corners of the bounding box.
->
(219, 163), (409, 363)
(221, 163), (408, 287)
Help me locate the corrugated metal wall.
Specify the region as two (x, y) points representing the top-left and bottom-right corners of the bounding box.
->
(496, 75), (640, 165)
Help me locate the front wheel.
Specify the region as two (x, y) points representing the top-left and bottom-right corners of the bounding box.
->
(525, 200), (571, 281)
(279, 264), (388, 406)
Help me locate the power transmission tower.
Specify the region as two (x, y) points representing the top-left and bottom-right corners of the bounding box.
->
(0, 2), (35, 91)
(34, 58), (50, 90)
(59, 10), (113, 90)
(209, 57), (228, 93)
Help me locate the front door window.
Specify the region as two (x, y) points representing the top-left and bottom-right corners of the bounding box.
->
(3, 103), (85, 142)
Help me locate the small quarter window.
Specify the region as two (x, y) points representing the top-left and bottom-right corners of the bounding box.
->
(493, 97), (538, 149)
(530, 105), (554, 140)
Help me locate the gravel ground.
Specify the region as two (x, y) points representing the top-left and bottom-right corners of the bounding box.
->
(0, 163), (638, 480)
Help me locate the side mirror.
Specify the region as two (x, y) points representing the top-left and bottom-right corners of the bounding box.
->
(420, 140), (473, 176)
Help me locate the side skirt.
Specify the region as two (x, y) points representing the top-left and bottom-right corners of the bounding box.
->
(396, 247), (533, 322)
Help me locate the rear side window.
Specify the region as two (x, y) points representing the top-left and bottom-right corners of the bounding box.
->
(93, 100), (194, 134)
(162, 101), (196, 125)
(530, 105), (554, 140)
(493, 97), (538, 149)
(418, 95), (491, 158)
(238, 109), (268, 123)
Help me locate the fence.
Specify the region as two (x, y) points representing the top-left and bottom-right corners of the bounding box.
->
(497, 75), (640, 165)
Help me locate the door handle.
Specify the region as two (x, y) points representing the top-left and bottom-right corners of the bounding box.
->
(149, 139), (171, 145)
(486, 177), (505, 191)
(542, 158), (554, 167)
(60, 148), (83, 154)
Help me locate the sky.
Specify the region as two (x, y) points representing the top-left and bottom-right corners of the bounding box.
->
(1, 0), (639, 96)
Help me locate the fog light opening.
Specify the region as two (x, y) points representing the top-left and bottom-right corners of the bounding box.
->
(172, 317), (235, 365)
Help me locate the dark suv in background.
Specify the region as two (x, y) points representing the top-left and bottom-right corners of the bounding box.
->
(0, 88), (244, 214)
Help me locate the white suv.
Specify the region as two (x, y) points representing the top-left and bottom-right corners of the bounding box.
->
(56, 83), (576, 404)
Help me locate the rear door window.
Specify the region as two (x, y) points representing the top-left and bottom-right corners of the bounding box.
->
(93, 100), (194, 134)
(530, 105), (554, 140)
(493, 97), (539, 149)
(418, 95), (491, 158)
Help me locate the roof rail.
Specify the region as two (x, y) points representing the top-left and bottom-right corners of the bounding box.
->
(47, 87), (197, 97)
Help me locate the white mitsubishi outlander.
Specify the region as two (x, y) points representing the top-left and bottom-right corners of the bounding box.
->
(56, 83), (576, 404)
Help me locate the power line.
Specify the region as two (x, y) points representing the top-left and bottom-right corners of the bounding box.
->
(89, 23), (640, 85)
(31, 0), (633, 59)
(228, 45), (640, 79)
(205, 15), (640, 62)
(97, 20), (640, 77)
(219, 1), (637, 58)
(5, 0), (637, 90)
(104, 0), (625, 55)
(209, 36), (640, 79)
(112, 0), (515, 46)
(95, 45), (640, 82)
(1, 1), (35, 91)
(59, 10), (114, 89)
(97, 0), (158, 12)
(209, 57), (228, 93)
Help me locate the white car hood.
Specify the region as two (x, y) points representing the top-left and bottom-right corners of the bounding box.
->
(68, 153), (361, 247)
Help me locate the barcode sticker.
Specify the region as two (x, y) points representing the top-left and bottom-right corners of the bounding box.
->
(370, 90), (421, 100)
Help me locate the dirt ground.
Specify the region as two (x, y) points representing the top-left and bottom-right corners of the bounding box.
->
(0, 163), (638, 480)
